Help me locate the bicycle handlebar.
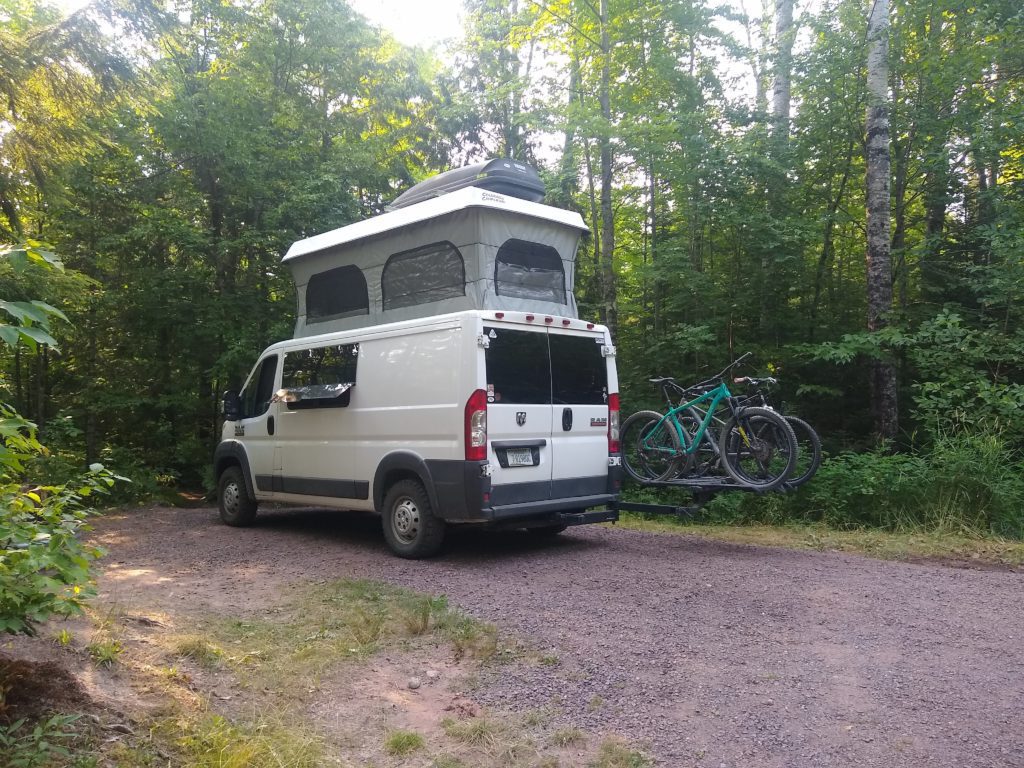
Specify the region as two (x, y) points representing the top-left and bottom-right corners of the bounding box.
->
(734, 376), (778, 387)
(689, 352), (753, 391)
(650, 353), (755, 399)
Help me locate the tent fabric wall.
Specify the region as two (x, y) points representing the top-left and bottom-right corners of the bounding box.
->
(287, 206), (583, 337)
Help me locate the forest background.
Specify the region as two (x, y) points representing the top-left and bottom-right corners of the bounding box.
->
(1, 0), (1023, 539)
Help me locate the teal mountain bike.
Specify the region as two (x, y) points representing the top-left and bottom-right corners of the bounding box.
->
(621, 354), (799, 491)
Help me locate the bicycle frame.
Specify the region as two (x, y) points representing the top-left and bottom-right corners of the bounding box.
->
(645, 382), (737, 456)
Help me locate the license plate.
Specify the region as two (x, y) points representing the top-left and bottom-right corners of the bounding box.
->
(506, 448), (534, 467)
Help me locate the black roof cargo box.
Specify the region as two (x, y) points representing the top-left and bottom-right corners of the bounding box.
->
(390, 158), (545, 210)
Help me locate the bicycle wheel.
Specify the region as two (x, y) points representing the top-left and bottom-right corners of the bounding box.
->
(620, 410), (682, 482)
(785, 416), (821, 487)
(718, 406), (798, 491)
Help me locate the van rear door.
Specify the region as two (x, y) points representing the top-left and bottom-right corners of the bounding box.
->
(483, 326), (554, 503)
(548, 330), (611, 499)
(483, 323), (612, 507)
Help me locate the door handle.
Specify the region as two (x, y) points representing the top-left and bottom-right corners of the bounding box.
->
(267, 415), (275, 436)
(562, 407), (573, 431)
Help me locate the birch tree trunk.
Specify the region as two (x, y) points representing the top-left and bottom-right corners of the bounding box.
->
(865, 0), (898, 441)
(771, 0), (796, 141)
(598, 0), (617, 338)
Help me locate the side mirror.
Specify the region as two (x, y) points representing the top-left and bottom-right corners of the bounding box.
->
(223, 390), (242, 421)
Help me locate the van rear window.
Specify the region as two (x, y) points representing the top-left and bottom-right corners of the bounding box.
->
(483, 329), (549, 404)
(550, 334), (607, 405)
(484, 328), (607, 405)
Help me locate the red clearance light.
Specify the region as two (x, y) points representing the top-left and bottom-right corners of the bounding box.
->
(526, 314), (535, 322)
(544, 316), (553, 324)
(562, 319), (571, 326)
(587, 323), (595, 329)
(495, 312), (504, 319)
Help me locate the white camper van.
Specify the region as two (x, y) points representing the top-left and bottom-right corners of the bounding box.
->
(215, 161), (622, 558)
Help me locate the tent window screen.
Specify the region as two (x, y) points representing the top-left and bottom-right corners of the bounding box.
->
(382, 241), (466, 310)
(495, 239), (566, 303)
(306, 265), (369, 322)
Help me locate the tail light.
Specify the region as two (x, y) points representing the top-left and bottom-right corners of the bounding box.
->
(465, 389), (488, 461)
(608, 393), (620, 453)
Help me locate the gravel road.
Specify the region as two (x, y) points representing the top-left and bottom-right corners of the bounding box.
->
(95, 506), (1024, 767)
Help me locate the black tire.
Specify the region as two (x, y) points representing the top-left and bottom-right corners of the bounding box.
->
(719, 406), (798, 491)
(381, 479), (446, 559)
(785, 416), (822, 487)
(218, 465), (258, 527)
(620, 410), (683, 482)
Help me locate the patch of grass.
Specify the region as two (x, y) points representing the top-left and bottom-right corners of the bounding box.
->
(589, 738), (652, 768)
(550, 727), (585, 747)
(384, 729), (425, 756)
(52, 628), (74, 647)
(208, 579), (499, 693)
(587, 695), (604, 711)
(613, 515), (1024, 567)
(432, 756), (467, 768)
(402, 594), (448, 635)
(442, 716), (501, 746)
(86, 639), (123, 668)
(521, 708), (552, 727)
(175, 712), (322, 768)
(171, 636), (223, 668)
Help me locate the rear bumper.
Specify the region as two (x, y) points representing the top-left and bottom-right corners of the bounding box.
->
(489, 493), (618, 520)
(425, 456), (621, 527)
(488, 505), (619, 531)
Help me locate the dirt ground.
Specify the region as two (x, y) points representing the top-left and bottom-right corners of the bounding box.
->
(8, 504), (1024, 767)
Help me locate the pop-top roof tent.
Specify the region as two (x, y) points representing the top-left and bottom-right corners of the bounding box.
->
(283, 159), (588, 337)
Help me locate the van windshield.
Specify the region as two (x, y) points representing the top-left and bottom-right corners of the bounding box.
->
(484, 328), (607, 406)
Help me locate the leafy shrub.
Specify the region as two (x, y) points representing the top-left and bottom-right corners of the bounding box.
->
(698, 430), (1024, 538)
(0, 714), (80, 768)
(0, 404), (120, 635)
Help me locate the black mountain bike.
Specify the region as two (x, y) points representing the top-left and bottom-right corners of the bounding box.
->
(732, 376), (822, 487)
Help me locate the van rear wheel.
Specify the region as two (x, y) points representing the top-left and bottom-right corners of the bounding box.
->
(218, 466), (258, 527)
(381, 479), (446, 559)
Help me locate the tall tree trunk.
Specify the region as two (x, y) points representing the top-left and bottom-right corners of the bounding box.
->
(771, 0), (796, 142)
(865, 0), (898, 441)
(649, 158), (663, 337)
(809, 137), (855, 341)
(556, 52), (581, 207)
(598, 0), (617, 339)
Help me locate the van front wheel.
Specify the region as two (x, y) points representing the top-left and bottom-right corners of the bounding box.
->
(218, 466), (257, 527)
(381, 479), (446, 559)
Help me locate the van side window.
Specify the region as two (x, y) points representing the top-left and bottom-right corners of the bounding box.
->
(382, 242), (466, 310)
(307, 265), (369, 322)
(282, 343), (359, 409)
(242, 355), (278, 419)
(494, 239), (566, 304)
